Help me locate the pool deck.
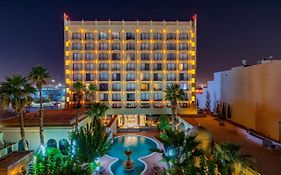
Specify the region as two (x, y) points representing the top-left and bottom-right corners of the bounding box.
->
(100, 131), (166, 175)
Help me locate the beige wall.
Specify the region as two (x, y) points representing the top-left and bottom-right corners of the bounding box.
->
(199, 61), (281, 141)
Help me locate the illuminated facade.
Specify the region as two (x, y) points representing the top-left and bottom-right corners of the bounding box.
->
(64, 16), (197, 126)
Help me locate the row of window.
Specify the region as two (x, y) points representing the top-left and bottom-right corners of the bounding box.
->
(73, 73), (189, 81)
(71, 43), (189, 51)
(82, 92), (188, 101)
(72, 63), (188, 71)
(72, 52), (189, 61)
(72, 32), (189, 40)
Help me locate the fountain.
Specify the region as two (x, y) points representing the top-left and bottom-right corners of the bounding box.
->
(122, 148), (135, 171)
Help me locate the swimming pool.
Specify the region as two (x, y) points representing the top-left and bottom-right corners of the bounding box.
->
(107, 135), (158, 175)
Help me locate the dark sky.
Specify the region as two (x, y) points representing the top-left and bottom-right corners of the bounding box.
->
(0, 0), (281, 84)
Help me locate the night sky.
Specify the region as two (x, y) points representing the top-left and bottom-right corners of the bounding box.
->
(0, 0), (281, 84)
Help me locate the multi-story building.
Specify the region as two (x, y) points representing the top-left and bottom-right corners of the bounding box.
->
(64, 15), (197, 128)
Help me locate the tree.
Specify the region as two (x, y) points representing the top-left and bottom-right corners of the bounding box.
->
(86, 84), (97, 107)
(28, 65), (50, 146)
(158, 114), (171, 133)
(205, 91), (211, 112)
(152, 129), (202, 175)
(72, 82), (85, 127)
(85, 103), (108, 125)
(70, 124), (111, 172)
(0, 75), (36, 150)
(165, 83), (185, 130)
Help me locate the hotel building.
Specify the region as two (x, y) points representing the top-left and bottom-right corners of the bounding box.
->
(64, 16), (197, 128)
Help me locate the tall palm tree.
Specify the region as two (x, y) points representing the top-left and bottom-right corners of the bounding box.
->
(72, 82), (85, 127)
(85, 103), (108, 125)
(86, 84), (97, 107)
(165, 83), (185, 130)
(28, 65), (50, 146)
(0, 75), (36, 150)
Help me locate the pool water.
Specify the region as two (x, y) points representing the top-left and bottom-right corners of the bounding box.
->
(107, 135), (158, 175)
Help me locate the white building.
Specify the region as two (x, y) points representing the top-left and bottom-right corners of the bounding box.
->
(197, 59), (281, 142)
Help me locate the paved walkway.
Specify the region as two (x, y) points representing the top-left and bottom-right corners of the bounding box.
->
(190, 115), (281, 175)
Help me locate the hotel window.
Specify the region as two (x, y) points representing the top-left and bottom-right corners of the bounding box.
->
(127, 93), (135, 101)
(85, 33), (94, 40)
(141, 83), (149, 91)
(99, 73), (108, 81)
(72, 32), (81, 40)
(112, 83), (121, 91)
(73, 53), (82, 61)
(126, 32), (135, 40)
(99, 53), (108, 60)
(126, 73), (135, 81)
(141, 63), (150, 71)
(126, 83), (135, 91)
(153, 43), (162, 50)
(112, 73), (121, 81)
(85, 63), (94, 71)
(112, 43), (120, 50)
(126, 63), (135, 71)
(153, 53), (162, 61)
(167, 53), (176, 60)
(141, 33), (150, 40)
(179, 53), (188, 60)
(99, 83), (108, 91)
(153, 73), (162, 81)
(112, 93), (121, 101)
(111, 32), (120, 40)
(72, 43), (82, 50)
(167, 63), (176, 70)
(85, 73), (94, 81)
(179, 33), (188, 40)
(167, 43), (176, 50)
(179, 63), (188, 71)
(141, 53), (149, 61)
(73, 63), (82, 71)
(99, 43), (108, 50)
(73, 73), (82, 81)
(99, 93), (108, 101)
(167, 33), (176, 40)
(85, 43), (94, 50)
(179, 73), (188, 81)
(111, 64), (121, 71)
(153, 33), (162, 40)
(154, 93), (162, 101)
(99, 32), (108, 40)
(141, 93), (149, 101)
(179, 43), (188, 50)
(141, 73), (150, 81)
(141, 43), (150, 50)
(153, 83), (162, 91)
(153, 63), (162, 71)
(126, 53), (135, 61)
(112, 53), (120, 60)
(85, 53), (94, 61)
(179, 83), (188, 90)
(167, 73), (176, 81)
(99, 63), (108, 71)
(126, 43), (135, 50)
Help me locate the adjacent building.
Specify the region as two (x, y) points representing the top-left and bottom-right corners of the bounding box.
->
(197, 59), (281, 142)
(64, 16), (197, 128)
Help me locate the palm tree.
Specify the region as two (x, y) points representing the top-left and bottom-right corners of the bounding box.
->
(85, 103), (108, 125)
(165, 83), (185, 130)
(28, 65), (50, 146)
(0, 75), (36, 150)
(86, 84), (97, 107)
(70, 124), (111, 172)
(72, 82), (85, 127)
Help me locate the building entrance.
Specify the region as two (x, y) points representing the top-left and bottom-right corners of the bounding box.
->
(117, 115), (146, 128)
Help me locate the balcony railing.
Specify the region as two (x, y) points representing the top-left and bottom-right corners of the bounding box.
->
(0, 142), (18, 159)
